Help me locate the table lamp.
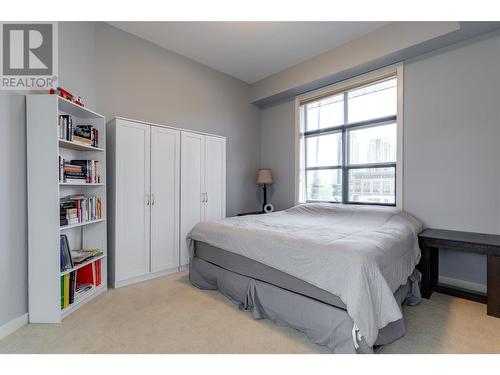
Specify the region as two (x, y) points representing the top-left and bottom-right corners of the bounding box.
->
(256, 168), (274, 213)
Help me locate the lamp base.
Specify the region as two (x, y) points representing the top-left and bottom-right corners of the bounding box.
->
(261, 184), (267, 213)
(263, 203), (274, 213)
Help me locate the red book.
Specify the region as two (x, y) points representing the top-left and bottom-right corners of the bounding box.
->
(95, 260), (102, 286)
(77, 263), (95, 286)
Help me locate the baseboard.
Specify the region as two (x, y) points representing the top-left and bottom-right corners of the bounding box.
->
(0, 313), (28, 340)
(439, 275), (487, 294)
(113, 267), (179, 288)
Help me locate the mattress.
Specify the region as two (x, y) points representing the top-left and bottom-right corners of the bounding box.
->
(195, 241), (347, 310)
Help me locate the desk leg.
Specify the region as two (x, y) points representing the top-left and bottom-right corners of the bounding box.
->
(487, 255), (500, 317)
(430, 246), (439, 290)
(418, 243), (437, 299)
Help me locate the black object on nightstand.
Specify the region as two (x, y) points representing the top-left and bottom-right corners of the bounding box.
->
(418, 228), (500, 318)
(237, 211), (265, 216)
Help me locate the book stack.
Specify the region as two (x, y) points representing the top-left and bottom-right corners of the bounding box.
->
(58, 114), (74, 141)
(60, 195), (103, 226)
(60, 199), (78, 226)
(74, 283), (93, 300)
(71, 249), (103, 265)
(60, 259), (102, 310)
(61, 161), (86, 184)
(59, 157), (101, 184)
(73, 125), (99, 148)
(58, 115), (100, 148)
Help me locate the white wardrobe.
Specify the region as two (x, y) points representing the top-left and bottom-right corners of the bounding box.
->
(180, 131), (226, 266)
(107, 118), (226, 287)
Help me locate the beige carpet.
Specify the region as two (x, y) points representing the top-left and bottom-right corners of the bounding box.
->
(1, 272), (499, 354)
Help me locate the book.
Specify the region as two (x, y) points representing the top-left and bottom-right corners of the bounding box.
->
(77, 263), (95, 286)
(59, 156), (64, 182)
(58, 115), (74, 141)
(63, 164), (84, 174)
(70, 249), (103, 265)
(74, 125), (92, 143)
(60, 234), (74, 271)
(69, 194), (86, 200)
(73, 135), (92, 144)
(95, 259), (102, 286)
(66, 208), (78, 225)
(60, 237), (67, 270)
(71, 160), (91, 183)
(64, 171), (85, 177)
(64, 235), (73, 268)
(60, 276), (64, 309)
(69, 271), (76, 304)
(64, 179), (87, 184)
(74, 284), (93, 299)
(92, 128), (99, 147)
(63, 274), (70, 308)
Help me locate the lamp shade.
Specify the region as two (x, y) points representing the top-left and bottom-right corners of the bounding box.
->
(256, 168), (274, 185)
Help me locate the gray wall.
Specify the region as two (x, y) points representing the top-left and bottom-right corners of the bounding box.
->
(259, 100), (295, 211)
(403, 33), (500, 288)
(95, 23), (261, 217)
(58, 22), (97, 109)
(0, 22), (98, 327)
(260, 32), (500, 291)
(0, 92), (28, 327)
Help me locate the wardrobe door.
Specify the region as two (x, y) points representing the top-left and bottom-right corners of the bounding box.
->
(150, 126), (180, 273)
(115, 120), (151, 282)
(204, 136), (226, 221)
(180, 131), (205, 266)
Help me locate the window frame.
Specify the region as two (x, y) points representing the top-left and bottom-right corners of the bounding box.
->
(294, 64), (404, 208)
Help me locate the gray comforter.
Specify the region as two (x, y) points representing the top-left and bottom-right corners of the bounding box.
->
(187, 203), (422, 346)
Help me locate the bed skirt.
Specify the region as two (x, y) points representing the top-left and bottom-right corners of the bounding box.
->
(189, 256), (422, 354)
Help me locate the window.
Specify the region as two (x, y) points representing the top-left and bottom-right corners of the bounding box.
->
(297, 72), (400, 206)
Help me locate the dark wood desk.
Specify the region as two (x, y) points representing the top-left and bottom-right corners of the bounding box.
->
(418, 228), (500, 318)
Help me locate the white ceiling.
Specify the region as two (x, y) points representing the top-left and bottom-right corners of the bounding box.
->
(108, 22), (388, 84)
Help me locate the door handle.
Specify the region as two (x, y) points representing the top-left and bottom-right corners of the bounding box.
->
(146, 194), (150, 205)
(205, 192), (208, 203)
(201, 193), (205, 203)
(151, 193), (155, 205)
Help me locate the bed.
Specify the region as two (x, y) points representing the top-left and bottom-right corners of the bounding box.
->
(187, 203), (423, 353)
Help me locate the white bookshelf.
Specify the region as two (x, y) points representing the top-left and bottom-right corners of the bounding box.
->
(26, 95), (107, 323)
